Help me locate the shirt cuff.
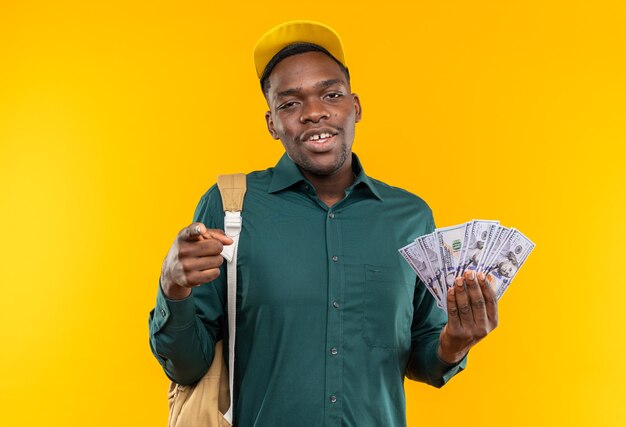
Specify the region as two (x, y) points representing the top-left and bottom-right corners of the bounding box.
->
(424, 340), (467, 388)
(152, 281), (197, 332)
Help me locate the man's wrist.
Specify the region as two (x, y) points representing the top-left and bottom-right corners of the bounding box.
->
(437, 342), (468, 365)
(160, 275), (192, 300)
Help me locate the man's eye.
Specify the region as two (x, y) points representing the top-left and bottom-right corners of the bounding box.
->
(278, 101), (297, 110)
(326, 93), (344, 100)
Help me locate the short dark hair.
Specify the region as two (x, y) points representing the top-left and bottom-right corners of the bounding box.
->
(260, 42), (351, 99)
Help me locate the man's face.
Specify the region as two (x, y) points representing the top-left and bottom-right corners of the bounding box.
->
(265, 51), (362, 177)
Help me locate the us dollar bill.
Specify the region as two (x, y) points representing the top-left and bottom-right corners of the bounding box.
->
(416, 233), (446, 308)
(399, 241), (444, 308)
(435, 222), (469, 290)
(457, 220), (500, 277)
(482, 229), (535, 299)
(399, 241), (428, 283)
(399, 220), (535, 311)
(478, 225), (512, 272)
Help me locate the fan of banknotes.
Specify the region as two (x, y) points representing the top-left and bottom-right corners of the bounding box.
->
(399, 220), (535, 312)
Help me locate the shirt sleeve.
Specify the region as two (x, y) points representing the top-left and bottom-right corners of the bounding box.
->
(405, 281), (467, 388)
(404, 211), (467, 388)
(148, 186), (228, 385)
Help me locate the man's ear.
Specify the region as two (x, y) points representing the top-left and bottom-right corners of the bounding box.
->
(265, 111), (279, 140)
(353, 94), (362, 123)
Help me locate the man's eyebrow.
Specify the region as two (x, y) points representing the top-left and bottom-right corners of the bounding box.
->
(275, 79), (346, 99)
(276, 88), (301, 99)
(316, 79), (344, 89)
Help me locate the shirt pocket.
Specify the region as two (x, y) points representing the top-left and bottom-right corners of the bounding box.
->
(361, 264), (413, 350)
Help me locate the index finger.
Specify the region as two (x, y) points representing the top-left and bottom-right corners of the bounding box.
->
(203, 229), (234, 246)
(180, 223), (234, 246)
(180, 222), (207, 241)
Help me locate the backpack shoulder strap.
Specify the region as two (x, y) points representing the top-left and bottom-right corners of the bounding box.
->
(216, 173), (246, 424)
(217, 173), (246, 212)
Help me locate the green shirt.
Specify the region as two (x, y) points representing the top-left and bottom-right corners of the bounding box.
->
(149, 153), (466, 427)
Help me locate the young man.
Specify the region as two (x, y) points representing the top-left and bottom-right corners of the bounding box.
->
(150, 21), (498, 426)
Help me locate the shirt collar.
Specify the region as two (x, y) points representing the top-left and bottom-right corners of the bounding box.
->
(267, 152), (383, 201)
(350, 153), (383, 201)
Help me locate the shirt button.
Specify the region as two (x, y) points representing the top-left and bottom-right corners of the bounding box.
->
(332, 301), (340, 309)
(328, 212), (335, 219)
(160, 308), (166, 317)
(332, 255), (338, 262)
(330, 395), (337, 403)
(330, 348), (338, 355)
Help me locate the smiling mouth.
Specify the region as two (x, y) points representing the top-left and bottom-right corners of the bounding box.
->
(301, 132), (338, 153)
(306, 131), (336, 142)
(301, 129), (339, 146)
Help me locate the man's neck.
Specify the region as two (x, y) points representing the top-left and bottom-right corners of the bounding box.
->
(301, 160), (355, 208)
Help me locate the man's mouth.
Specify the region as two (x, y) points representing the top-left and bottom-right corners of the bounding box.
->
(301, 129), (339, 146)
(306, 132), (335, 142)
(301, 131), (338, 153)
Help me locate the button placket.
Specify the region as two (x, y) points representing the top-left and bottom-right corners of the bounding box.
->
(324, 202), (344, 422)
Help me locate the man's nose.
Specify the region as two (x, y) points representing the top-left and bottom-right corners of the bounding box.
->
(299, 99), (330, 123)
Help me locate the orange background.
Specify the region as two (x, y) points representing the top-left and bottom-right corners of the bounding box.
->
(1, 1), (625, 426)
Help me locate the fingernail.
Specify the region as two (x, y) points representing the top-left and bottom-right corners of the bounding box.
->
(478, 272), (485, 281)
(469, 270), (475, 281)
(194, 225), (202, 235)
(456, 278), (464, 288)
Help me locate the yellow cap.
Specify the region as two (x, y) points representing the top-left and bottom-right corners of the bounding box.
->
(253, 20), (346, 79)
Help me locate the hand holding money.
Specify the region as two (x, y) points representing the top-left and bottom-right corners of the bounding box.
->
(399, 220), (535, 311)
(400, 220), (535, 362)
(437, 270), (498, 364)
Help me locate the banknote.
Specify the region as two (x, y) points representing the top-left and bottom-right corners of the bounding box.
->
(399, 241), (444, 308)
(416, 233), (446, 307)
(399, 241), (428, 283)
(482, 229), (535, 299)
(435, 222), (470, 290)
(477, 225), (511, 272)
(400, 220), (534, 311)
(457, 220), (500, 277)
